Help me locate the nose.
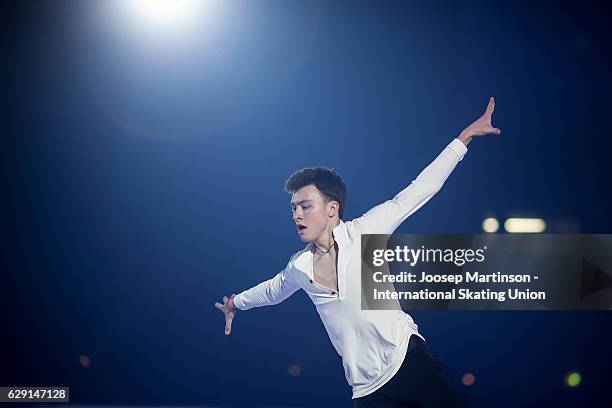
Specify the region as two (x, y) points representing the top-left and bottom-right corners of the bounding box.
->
(293, 208), (303, 222)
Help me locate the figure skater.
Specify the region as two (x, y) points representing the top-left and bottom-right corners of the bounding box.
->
(215, 97), (501, 407)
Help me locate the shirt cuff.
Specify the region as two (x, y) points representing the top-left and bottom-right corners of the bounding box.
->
(447, 138), (468, 161)
(232, 293), (244, 310)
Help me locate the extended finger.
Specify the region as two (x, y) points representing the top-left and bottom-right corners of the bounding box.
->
(214, 302), (225, 311)
(225, 314), (233, 335)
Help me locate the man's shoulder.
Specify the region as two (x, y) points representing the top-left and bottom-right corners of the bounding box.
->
(286, 244), (313, 272)
(289, 244), (312, 262)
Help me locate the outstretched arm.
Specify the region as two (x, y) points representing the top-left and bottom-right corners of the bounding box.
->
(214, 260), (300, 335)
(351, 97), (501, 235)
(232, 264), (300, 310)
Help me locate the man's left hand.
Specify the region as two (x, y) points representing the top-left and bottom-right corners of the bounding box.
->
(459, 97), (502, 146)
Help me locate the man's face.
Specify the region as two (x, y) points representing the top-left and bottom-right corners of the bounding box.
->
(291, 184), (336, 242)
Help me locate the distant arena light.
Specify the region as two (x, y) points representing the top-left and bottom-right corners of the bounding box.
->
(288, 364), (301, 377)
(504, 218), (546, 233)
(482, 217), (499, 233)
(461, 372), (476, 386)
(565, 371), (581, 387)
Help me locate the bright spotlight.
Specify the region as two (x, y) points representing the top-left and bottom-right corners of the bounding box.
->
(127, 0), (201, 28)
(104, 0), (220, 42)
(118, 0), (203, 29)
(504, 218), (546, 233)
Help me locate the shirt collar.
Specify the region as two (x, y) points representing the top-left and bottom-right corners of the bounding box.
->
(293, 220), (348, 271)
(332, 219), (349, 247)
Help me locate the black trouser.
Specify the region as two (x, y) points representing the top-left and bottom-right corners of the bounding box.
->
(353, 335), (465, 408)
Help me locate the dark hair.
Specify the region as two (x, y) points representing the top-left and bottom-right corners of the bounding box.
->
(284, 167), (347, 219)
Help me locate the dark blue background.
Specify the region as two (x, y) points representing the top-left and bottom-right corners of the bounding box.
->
(3, 1), (612, 407)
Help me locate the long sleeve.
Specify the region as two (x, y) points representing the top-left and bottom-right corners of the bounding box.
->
(232, 259), (301, 311)
(351, 138), (468, 235)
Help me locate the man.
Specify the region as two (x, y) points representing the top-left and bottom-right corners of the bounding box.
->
(215, 97), (501, 407)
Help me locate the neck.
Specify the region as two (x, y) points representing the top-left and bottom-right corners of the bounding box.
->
(313, 219), (340, 252)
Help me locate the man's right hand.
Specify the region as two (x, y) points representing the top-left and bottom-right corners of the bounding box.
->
(214, 294), (238, 335)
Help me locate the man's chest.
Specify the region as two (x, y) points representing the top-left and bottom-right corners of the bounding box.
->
(312, 253), (338, 292)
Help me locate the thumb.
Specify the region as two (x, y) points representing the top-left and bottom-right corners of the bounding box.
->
(489, 126), (502, 135)
(485, 96), (495, 115)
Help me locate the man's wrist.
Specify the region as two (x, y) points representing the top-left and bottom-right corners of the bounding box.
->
(458, 132), (473, 146)
(229, 295), (238, 312)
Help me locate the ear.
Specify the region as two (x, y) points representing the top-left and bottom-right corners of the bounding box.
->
(328, 200), (340, 218)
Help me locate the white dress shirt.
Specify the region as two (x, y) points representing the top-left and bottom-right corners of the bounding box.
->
(233, 138), (468, 399)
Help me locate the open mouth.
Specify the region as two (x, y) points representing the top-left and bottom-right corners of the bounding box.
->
(297, 225), (307, 232)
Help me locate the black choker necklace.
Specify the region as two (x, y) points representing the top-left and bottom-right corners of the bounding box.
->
(314, 239), (335, 254)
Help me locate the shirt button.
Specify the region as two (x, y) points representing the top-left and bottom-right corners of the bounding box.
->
(331, 291), (336, 295)
(309, 279), (313, 283)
